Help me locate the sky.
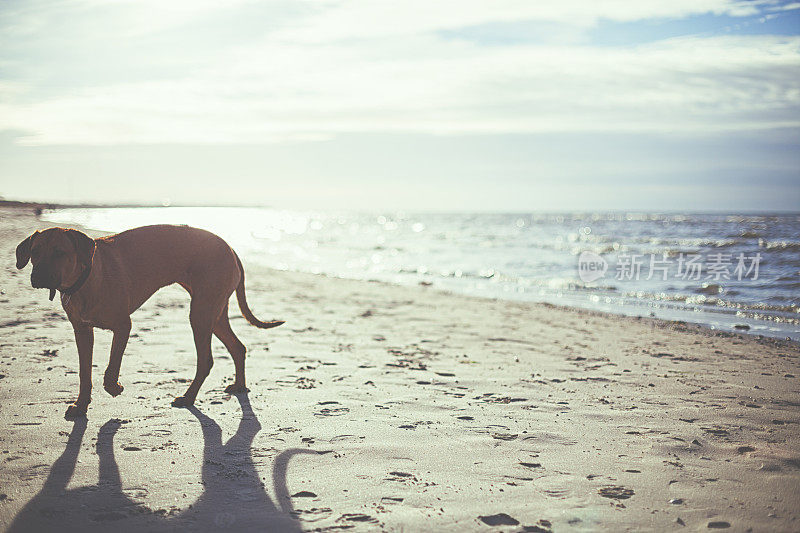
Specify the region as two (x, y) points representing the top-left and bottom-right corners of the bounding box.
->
(0, 0), (798, 212)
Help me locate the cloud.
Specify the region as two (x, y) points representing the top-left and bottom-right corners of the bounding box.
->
(772, 2), (800, 12)
(0, 0), (797, 145)
(269, 0), (765, 42)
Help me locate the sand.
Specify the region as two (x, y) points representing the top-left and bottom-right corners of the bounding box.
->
(0, 206), (798, 532)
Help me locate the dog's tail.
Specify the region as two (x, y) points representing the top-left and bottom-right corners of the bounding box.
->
(233, 253), (285, 329)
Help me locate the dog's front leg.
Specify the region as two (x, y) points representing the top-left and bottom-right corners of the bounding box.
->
(104, 319), (131, 397)
(66, 325), (94, 419)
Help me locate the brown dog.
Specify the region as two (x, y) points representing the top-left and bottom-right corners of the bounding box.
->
(15, 225), (284, 418)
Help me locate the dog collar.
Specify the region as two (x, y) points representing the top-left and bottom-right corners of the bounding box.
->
(55, 263), (92, 301)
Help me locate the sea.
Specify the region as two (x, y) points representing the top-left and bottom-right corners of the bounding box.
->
(41, 207), (800, 341)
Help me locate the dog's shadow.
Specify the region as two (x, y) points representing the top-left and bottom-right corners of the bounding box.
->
(7, 395), (314, 532)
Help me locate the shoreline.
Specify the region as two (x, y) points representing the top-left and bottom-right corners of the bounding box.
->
(1, 207), (799, 531)
(35, 204), (800, 344)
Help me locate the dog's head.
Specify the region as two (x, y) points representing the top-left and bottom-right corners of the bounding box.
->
(16, 228), (95, 294)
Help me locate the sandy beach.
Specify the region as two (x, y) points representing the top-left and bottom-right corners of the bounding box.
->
(0, 206), (798, 532)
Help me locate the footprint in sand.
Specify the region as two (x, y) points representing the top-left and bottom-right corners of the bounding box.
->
(314, 407), (350, 417)
(598, 486), (634, 500)
(521, 432), (578, 446)
(290, 507), (332, 523)
(337, 513), (378, 524)
(708, 521), (731, 529)
(19, 464), (49, 482)
(330, 434), (356, 442)
(122, 487), (149, 500)
(478, 513), (519, 526)
(526, 519), (553, 532)
(386, 471), (416, 482)
(543, 488), (570, 499)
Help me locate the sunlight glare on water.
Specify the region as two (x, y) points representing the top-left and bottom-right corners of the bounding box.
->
(43, 206), (312, 262)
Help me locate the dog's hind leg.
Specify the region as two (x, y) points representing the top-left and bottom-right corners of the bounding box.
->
(213, 304), (249, 394)
(172, 294), (226, 407)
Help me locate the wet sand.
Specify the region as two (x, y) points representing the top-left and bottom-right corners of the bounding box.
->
(0, 207), (799, 532)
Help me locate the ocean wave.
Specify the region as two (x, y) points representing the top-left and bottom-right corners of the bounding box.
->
(760, 240), (800, 250)
(639, 238), (742, 250)
(738, 230), (762, 239)
(734, 311), (800, 326)
(626, 292), (800, 316)
(696, 283), (723, 295)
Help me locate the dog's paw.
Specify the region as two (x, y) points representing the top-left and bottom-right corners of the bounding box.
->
(171, 396), (194, 408)
(103, 380), (124, 397)
(65, 403), (88, 419)
(224, 383), (249, 394)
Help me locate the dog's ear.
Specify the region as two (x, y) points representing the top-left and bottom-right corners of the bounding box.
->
(65, 229), (95, 267)
(15, 231), (39, 269)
